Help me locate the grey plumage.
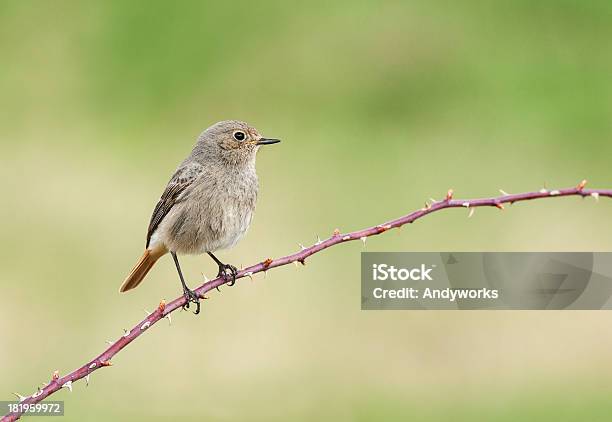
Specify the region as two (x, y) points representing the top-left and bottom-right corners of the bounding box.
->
(120, 120), (280, 299)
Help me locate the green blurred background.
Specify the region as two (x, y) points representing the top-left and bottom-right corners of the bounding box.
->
(1, 1), (612, 420)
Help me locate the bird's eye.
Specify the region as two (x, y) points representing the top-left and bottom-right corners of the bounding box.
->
(233, 131), (246, 141)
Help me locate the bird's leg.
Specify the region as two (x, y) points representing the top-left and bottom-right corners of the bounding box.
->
(172, 252), (200, 314)
(207, 252), (238, 286)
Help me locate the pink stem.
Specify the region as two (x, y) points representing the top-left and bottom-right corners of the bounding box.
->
(3, 183), (610, 421)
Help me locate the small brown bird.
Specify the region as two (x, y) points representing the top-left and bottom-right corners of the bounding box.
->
(120, 120), (280, 313)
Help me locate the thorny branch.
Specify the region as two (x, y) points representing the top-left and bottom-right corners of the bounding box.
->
(3, 180), (612, 421)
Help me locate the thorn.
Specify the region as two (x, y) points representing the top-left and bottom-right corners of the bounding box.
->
(140, 321), (151, 330)
(429, 198), (437, 203)
(144, 309), (152, 316)
(52, 370), (59, 381)
(32, 388), (43, 398)
(376, 225), (388, 233)
(244, 271), (254, 281)
(203, 274), (210, 282)
(499, 189), (510, 196)
(62, 381), (73, 392)
(89, 363), (97, 369)
(462, 202), (470, 208)
(424, 201), (432, 210)
(100, 360), (113, 367)
(446, 189), (454, 201)
(293, 261), (299, 267)
(123, 329), (130, 338)
(105, 340), (115, 345)
(298, 258), (306, 266)
(85, 374), (90, 386)
(539, 188), (548, 194)
(549, 190), (560, 196)
(468, 208), (475, 218)
(591, 192), (600, 202)
(342, 235), (351, 240)
(315, 235), (322, 245)
(360, 236), (367, 246)
(165, 314), (172, 326)
(333, 228), (340, 236)
(158, 299), (166, 313)
(13, 392), (27, 402)
(298, 243), (306, 250)
(577, 179), (587, 191)
(495, 203), (505, 210)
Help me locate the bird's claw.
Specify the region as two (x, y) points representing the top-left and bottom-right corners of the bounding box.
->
(217, 264), (238, 286)
(182, 288), (201, 314)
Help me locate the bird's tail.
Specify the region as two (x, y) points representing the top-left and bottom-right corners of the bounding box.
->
(120, 246), (167, 293)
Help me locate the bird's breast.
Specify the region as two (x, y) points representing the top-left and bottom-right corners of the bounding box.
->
(160, 171), (258, 255)
(204, 179), (257, 251)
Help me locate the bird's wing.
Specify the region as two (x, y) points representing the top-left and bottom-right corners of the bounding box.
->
(146, 162), (203, 247)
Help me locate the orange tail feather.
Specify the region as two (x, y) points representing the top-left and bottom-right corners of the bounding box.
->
(120, 247), (166, 292)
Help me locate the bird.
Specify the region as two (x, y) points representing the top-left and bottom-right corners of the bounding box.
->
(120, 120), (280, 314)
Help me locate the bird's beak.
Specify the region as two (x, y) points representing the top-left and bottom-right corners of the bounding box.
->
(256, 138), (281, 146)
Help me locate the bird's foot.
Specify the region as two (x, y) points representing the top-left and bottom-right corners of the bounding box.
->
(217, 263), (238, 286)
(182, 287), (201, 314)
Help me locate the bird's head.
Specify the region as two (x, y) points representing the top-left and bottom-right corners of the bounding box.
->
(196, 120), (280, 166)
